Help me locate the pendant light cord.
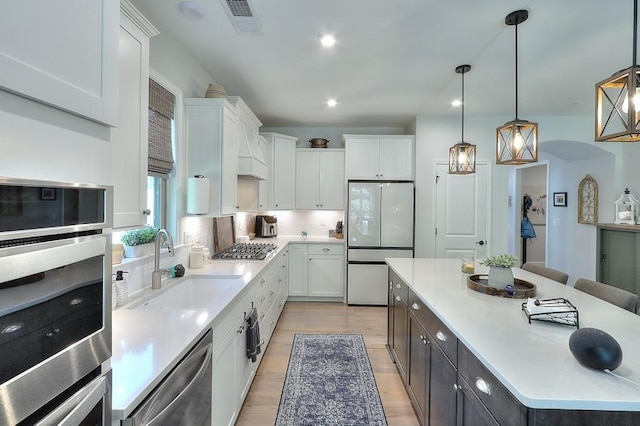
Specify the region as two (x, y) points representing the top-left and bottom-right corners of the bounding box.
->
(514, 22), (519, 120)
(634, 0), (638, 66)
(461, 70), (465, 142)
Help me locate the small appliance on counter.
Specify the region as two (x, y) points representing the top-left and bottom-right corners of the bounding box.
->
(255, 215), (278, 238)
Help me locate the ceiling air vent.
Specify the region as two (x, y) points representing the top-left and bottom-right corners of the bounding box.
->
(223, 0), (262, 33)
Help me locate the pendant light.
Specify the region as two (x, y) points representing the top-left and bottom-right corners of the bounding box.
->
(595, 0), (640, 142)
(449, 64), (476, 174)
(496, 10), (538, 165)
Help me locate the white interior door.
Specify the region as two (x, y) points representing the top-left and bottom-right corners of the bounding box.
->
(435, 162), (490, 259)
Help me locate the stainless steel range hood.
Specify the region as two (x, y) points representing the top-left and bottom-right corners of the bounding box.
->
(229, 96), (268, 180)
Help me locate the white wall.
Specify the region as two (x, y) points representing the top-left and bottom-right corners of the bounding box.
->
(414, 112), (622, 286)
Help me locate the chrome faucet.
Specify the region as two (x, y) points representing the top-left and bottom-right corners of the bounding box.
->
(152, 228), (175, 289)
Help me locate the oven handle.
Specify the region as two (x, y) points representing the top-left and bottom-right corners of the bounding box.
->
(34, 375), (107, 426)
(146, 342), (213, 426)
(1, 236), (106, 282)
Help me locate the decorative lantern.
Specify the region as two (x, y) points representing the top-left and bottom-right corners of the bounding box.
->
(614, 188), (640, 224)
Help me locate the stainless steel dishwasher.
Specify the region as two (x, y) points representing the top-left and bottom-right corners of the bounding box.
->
(123, 330), (213, 425)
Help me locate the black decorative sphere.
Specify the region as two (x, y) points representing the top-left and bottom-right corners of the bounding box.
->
(569, 328), (622, 371)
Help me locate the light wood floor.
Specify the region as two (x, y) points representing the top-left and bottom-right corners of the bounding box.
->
(235, 301), (419, 426)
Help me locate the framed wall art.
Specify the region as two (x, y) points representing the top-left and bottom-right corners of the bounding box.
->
(553, 192), (567, 207)
(578, 174), (598, 224)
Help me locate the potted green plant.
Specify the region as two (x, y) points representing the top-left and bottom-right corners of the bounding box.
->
(120, 226), (159, 258)
(479, 253), (519, 288)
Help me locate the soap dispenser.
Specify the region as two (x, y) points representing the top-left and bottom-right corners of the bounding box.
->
(113, 270), (129, 308)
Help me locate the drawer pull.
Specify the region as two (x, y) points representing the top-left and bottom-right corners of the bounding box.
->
(436, 331), (447, 342)
(322, 247), (330, 252)
(454, 383), (461, 391)
(395, 283), (402, 289)
(261, 295), (266, 302)
(395, 296), (402, 302)
(260, 312), (265, 319)
(270, 290), (275, 296)
(237, 325), (245, 334)
(411, 302), (420, 310)
(261, 278), (266, 284)
(475, 377), (491, 395)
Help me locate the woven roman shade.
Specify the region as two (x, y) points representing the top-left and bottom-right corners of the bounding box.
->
(148, 79), (175, 175)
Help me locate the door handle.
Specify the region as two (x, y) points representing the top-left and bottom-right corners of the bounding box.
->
(476, 240), (487, 246)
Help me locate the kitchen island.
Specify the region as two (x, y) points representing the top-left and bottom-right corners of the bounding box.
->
(386, 258), (640, 425)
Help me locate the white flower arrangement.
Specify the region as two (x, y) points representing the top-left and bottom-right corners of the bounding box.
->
(479, 253), (519, 268)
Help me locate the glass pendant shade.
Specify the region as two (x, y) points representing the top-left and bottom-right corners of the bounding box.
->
(496, 119), (538, 165)
(449, 64), (476, 174)
(449, 142), (476, 174)
(496, 10), (538, 165)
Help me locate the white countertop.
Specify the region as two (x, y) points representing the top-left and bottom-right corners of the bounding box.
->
(386, 258), (640, 411)
(111, 236), (343, 421)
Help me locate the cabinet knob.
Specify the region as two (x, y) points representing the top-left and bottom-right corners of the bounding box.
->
(142, 209), (151, 215)
(237, 325), (245, 334)
(474, 377), (491, 395)
(436, 331), (447, 342)
(411, 302), (420, 310)
(395, 296), (402, 302)
(396, 283), (402, 289)
(275, 204), (279, 207)
(454, 383), (462, 391)
(260, 312), (265, 319)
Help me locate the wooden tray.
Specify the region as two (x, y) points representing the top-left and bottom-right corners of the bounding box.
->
(467, 274), (536, 299)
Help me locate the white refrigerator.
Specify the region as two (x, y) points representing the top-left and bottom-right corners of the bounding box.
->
(347, 182), (414, 305)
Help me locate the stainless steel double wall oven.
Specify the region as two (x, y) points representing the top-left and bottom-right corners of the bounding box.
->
(0, 178), (113, 425)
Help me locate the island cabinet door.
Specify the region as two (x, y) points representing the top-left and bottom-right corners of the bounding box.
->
(391, 292), (408, 381)
(407, 313), (430, 424)
(429, 342), (457, 426)
(456, 374), (499, 426)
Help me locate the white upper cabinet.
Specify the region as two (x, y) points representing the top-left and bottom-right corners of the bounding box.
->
(111, 1), (158, 229)
(261, 132), (297, 210)
(185, 98), (239, 216)
(295, 149), (344, 210)
(0, 0), (119, 126)
(344, 135), (415, 180)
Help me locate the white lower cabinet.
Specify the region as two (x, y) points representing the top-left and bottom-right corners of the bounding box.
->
(212, 249), (288, 425)
(288, 243), (344, 301)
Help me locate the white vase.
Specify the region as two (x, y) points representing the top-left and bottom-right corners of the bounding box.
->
(488, 267), (514, 289)
(123, 242), (154, 258)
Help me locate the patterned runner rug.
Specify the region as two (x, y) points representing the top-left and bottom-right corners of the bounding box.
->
(275, 334), (387, 426)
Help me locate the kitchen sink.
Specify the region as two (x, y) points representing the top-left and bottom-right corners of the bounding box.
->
(130, 275), (243, 310)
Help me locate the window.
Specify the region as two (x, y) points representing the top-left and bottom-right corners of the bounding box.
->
(147, 79), (176, 229)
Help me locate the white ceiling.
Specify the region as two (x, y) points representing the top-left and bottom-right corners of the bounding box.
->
(131, 0), (633, 128)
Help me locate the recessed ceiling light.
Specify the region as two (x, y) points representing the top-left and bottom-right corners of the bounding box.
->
(320, 35), (336, 47)
(451, 99), (462, 107)
(327, 99), (337, 107)
(178, 1), (205, 19)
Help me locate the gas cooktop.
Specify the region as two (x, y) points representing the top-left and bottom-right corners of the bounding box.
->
(211, 242), (277, 260)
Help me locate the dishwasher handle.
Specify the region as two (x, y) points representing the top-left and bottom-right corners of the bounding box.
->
(146, 342), (213, 426)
